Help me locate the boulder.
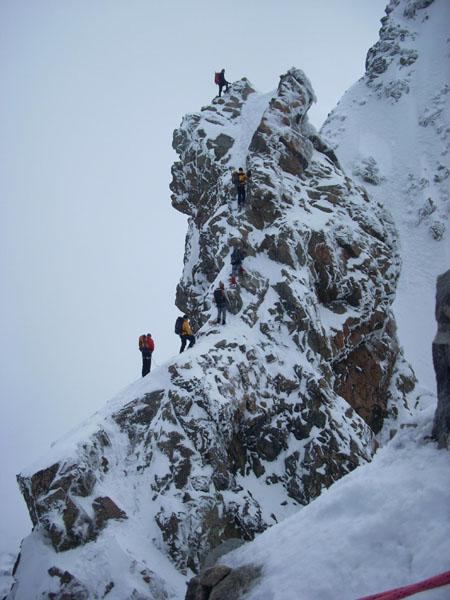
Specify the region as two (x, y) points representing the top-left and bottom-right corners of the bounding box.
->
(432, 269), (450, 448)
(184, 564), (261, 600)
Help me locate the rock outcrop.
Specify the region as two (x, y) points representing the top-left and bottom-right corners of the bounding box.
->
(8, 69), (415, 600)
(185, 564), (261, 600)
(321, 0), (450, 393)
(432, 270), (450, 448)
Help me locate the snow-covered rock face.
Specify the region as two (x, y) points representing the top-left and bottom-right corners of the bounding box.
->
(171, 68), (414, 439)
(9, 69), (415, 600)
(320, 0), (450, 392)
(324, 0), (449, 243)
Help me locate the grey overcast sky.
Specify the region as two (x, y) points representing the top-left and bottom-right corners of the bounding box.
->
(0, 0), (387, 553)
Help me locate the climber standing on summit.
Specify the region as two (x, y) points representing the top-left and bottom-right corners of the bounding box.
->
(139, 333), (154, 377)
(215, 68), (230, 97)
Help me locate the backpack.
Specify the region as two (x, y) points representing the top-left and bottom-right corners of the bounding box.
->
(214, 288), (223, 304)
(174, 316), (184, 335)
(231, 248), (241, 264)
(238, 171), (247, 185)
(214, 72), (221, 85)
(139, 334), (154, 354)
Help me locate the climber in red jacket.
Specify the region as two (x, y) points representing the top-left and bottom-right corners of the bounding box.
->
(139, 333), (155, 377)
(215, 68), (230, 97)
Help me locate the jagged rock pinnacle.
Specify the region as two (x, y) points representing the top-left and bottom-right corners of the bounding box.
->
(9, 68), (416, 599)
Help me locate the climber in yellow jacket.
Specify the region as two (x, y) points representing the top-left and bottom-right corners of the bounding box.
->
(232, 167), (248, 208)
(179, 315), (196, 353)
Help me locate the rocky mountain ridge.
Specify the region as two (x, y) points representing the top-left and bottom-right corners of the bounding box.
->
(7, 68), (416, 600)
(321, 0), (450, 392)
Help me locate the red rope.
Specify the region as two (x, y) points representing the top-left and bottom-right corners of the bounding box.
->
(357, 570), (450, 600)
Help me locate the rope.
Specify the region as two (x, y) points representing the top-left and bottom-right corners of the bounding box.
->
(357, 570), (450, 600)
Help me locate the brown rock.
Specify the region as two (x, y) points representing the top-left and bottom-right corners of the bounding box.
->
(185, 575), (201, 600)
(92, 496), (127, 528)
(334, 343), (391, 433)
(209, 565), (262, 600)
(206, 133), (235, 160)
(47, 566), (90, 599)
(200, 565), (232, 587)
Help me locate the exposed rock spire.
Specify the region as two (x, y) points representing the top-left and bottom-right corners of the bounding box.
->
(8, 69), (415, 599)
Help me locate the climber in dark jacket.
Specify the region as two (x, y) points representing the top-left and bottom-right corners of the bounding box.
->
(139, 333), (154, 377)
(213, 282), (230, 325)
(217, 69), (230, 97)
(230, 247), (246, 285)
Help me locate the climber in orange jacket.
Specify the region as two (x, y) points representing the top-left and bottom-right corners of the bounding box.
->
(139, 333), (154, 377)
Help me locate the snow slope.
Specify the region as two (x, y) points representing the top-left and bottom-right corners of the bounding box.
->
(0, 554), (14, 599)
(321, 0), (450, 391)
(223, 403), (450, 600)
